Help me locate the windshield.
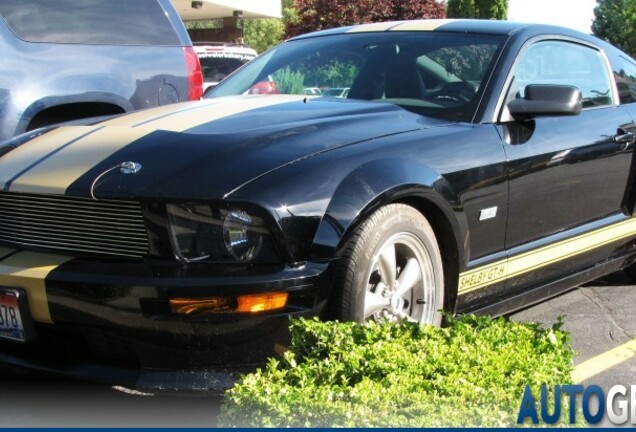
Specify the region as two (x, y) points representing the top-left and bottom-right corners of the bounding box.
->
(208, 31), (505, 122)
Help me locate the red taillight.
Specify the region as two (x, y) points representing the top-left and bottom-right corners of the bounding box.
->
(184, 46), (203, 100)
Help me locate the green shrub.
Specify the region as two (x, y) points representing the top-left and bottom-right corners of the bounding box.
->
(219, 315), (574, 427)
(272, 67), (305, 94)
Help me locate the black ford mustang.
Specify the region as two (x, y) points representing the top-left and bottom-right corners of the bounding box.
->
(1, 19), (636, 391)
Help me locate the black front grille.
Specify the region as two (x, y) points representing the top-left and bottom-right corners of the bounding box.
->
(0, 192), (149, 258)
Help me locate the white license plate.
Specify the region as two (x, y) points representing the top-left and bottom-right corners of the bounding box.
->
(0, 289), (25, 342)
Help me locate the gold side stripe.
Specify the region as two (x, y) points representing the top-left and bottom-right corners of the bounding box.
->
(458, 217), (636, 295)
(8, 95), (312, 195)
(0, 251), (73, 323)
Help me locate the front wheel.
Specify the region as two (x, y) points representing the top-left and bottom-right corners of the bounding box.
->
(331, 204), (445, 325)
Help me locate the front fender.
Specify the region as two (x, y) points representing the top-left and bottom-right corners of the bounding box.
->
(309, 157), (467, 263)
(230, 147), (468, 267)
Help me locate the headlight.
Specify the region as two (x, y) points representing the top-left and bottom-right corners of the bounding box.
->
(223, 209), (263, 261)
(166, 204), (279, 263)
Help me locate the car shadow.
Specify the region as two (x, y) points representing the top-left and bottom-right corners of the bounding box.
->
(582, 271), (633, 287)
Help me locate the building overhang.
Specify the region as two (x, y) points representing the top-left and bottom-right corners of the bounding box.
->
(171, 0), (282, 20)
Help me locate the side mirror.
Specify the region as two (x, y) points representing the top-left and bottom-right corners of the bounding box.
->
(507, 84), (582, 120)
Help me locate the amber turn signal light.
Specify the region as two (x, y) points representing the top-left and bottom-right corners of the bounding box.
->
(169, 292), (288, 315)
(236, 292), (288, 313)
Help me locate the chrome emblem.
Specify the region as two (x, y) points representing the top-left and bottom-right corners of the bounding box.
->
(119, 161), (142, 174)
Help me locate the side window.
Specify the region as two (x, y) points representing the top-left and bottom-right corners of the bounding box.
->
(512, 41), (614, 108)
(615, 57), (636, 104)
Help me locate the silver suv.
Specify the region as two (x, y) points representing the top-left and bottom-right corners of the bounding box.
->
(0, 0), (203, 141)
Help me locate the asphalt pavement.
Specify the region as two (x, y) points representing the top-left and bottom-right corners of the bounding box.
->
(1, 273), (635, 427)
(513, 272), (636, 389)
(0, 371), (222, 427)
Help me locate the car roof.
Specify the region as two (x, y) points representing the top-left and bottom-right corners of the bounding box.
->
(288, 19), (597, 44)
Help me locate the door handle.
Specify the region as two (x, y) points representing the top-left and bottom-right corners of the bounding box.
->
(614, 130), (636, 150)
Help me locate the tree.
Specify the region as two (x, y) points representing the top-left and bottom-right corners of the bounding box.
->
(447, 0), (476, 17)
(592, 0), (636, 57)
(285, 0), (446, 38)
(243, 0), (299, 52)
(447, 0), (507, 19)
(243, 19), (285, 53)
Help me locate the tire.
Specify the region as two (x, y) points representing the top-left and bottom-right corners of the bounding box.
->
(331, 203), (445, 325)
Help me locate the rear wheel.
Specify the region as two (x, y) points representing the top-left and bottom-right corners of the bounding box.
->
(331, 204), (444, 325)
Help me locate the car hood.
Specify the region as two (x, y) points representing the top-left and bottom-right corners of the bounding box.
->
(0, 95), (448, 200)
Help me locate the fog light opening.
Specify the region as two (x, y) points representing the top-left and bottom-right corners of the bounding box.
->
(169, 297), (232, 314)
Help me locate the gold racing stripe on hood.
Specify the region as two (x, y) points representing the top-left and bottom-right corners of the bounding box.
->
(0, 251), (73, 323)
(127, 94), (313, 132)
(8, 95), (312, 194)
(0, 126), (97, 191)
(9, 127), (152, 195)
(100, 100), (209, 128)
(101, 95), (311, 130)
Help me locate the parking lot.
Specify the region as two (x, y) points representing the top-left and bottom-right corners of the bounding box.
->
(0, 272), (635, 427)
(514, 272), (636, 391)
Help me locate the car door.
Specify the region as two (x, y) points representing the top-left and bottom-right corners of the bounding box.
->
(497, 38), (636, 295)
(611, 55), (636, 213)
